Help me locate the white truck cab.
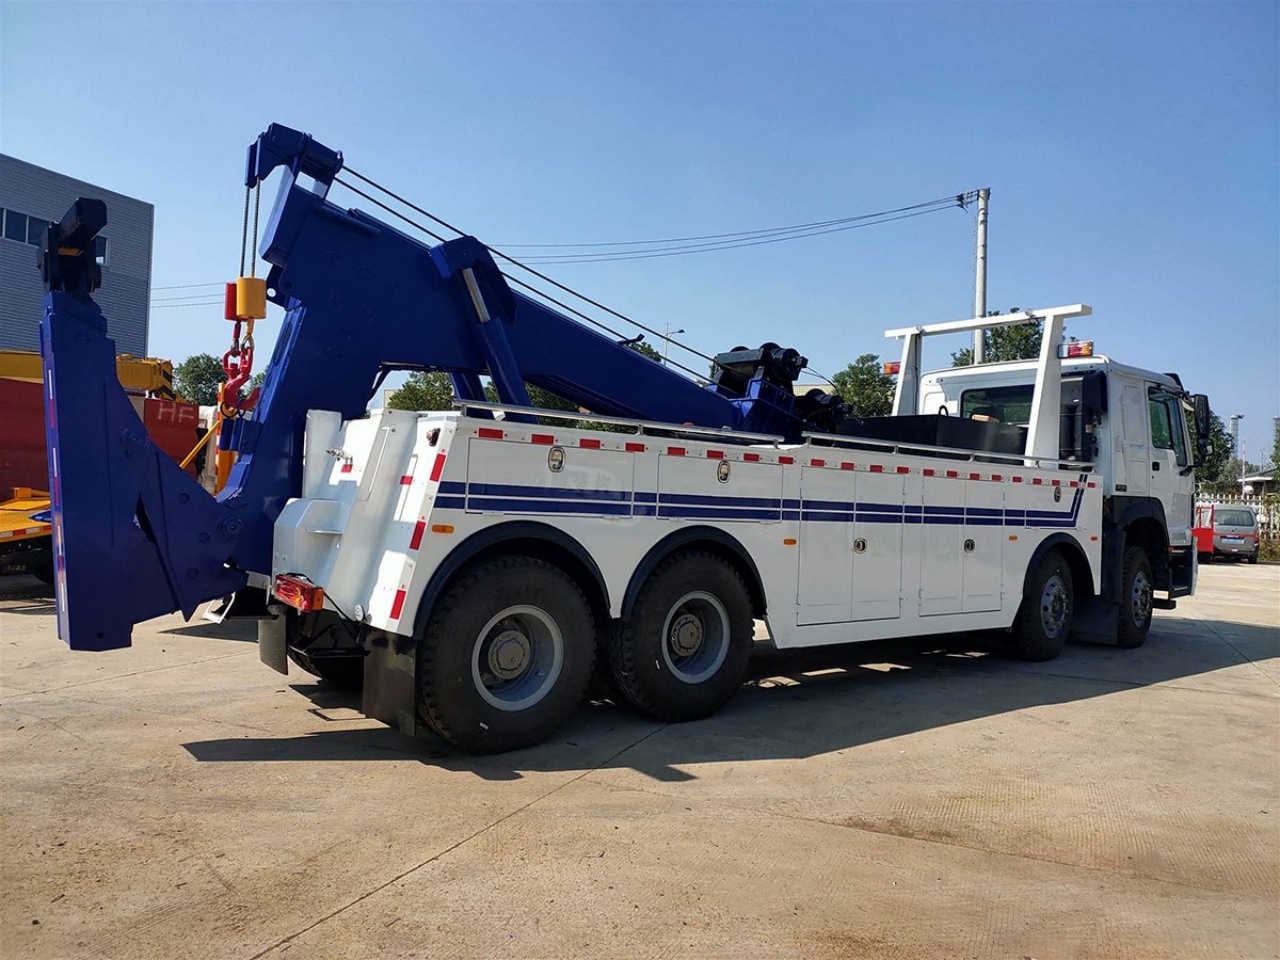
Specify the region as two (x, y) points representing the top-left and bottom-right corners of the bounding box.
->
(889, 306), (1206, 639)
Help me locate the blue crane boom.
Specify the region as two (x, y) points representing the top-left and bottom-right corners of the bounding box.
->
(40, 124), (834, 652)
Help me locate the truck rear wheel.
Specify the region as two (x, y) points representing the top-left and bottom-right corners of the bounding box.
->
(1012, 550), (1074, 662)
(417, 556), (595, 754)
(610, 551), (754, 722)
(1116, 545), (1153, 648)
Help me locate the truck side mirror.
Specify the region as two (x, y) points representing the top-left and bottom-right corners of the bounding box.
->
(1192, 394), (1211, 465)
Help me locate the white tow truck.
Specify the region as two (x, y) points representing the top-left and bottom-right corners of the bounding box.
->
(42, 127), (1208, 754)
(264, 304), (1205, 752)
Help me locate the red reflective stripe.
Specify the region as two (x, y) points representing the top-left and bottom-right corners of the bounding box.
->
(478, 427), (504, 440)
(340, 462), (352, 473)
(389, 588), (407, 620)
(399, 475), (413, 485)
(743, 452), (761, 462)
(779, 456), (795, 465)
(429, 452), (447, 481)
(1032, 478), (1043, 485)
(409, 520), (426, 550)
(897, 466), (909, 474)
(945, 470), (958, 479)
(991, 474), (1003, 482)
(531, 433), (554, 445)
(667, 446), (686, 456)
(870, 464), (883, 473)
(810, 458), (825, 468)
(1012, 476), (1023, 483)
(579, 438), (602, 449)
(923, 468), (935, 476)
(707, 450), (725, 459)
(841, 462), (855, 471)
(1069, 481), (1079, 488)
(969, 472), (980, 481)
(1087, 482), (1096, 488)
(1051, 479), (1062, 486)
(626, 442), (646, 453)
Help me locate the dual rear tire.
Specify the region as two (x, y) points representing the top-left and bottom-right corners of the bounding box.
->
(416, 551), (755, 753)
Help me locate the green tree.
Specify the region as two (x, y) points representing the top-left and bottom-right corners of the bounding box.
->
(951, 321), (1044, 366)
(830, 354), (894, 417)
(1271, 419), (1280, 472)
(1196, 411), (1237, 494)
(173, 353), (226, 406)
(387, 371), (455, 411)
(630, 339), (663, 364)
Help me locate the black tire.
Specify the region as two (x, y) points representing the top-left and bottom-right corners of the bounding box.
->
(286, 647), (365, 692)
(1116, 545), (1153, 649)
(610, 551), (754, 722)
(417, 556), (595, 754)
(1012, 549), (1074, 662)
(1247, 551), (1259, 565)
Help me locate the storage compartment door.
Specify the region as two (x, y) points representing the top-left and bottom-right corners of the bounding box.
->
(919, 475), (962, 616)
(796, 467), (853, 625)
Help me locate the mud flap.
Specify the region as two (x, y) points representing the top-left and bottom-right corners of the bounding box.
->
(258, 609), (288, 675)
(363, 636), (418, 736)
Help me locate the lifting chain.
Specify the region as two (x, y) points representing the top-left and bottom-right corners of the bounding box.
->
(221, 183), (266, 419)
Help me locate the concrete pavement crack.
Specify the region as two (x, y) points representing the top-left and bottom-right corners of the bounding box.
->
(10, 650), (253, 696)
(1198, 622), (1280, 690)
(578, 773), (1268, 900)
(244, 722), (669, 960)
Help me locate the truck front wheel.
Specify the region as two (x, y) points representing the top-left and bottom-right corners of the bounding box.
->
(1116, 546), (1153, 648)
(1012, 550), (1074, 662)
(610, 551), (754, 722)
(417, 556), (596, 754)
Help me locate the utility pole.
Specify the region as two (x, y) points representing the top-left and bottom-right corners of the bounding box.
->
(972, 187), (990, 364)
(1229, 414), (1244, 479)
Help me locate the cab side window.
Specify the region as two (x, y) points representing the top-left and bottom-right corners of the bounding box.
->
(1148, 387), (1188, 466)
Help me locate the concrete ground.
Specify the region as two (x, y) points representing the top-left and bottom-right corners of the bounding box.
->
(1, 564), (1277, 960)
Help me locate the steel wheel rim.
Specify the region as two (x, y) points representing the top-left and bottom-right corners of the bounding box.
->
(661, 591), (730, 684)
(1039, 574), (1070, 639)
(471, 604), (564, 712)
(1130, 569), (1153, 628)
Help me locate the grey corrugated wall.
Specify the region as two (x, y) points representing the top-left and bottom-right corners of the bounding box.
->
(0, 155), (152, 356)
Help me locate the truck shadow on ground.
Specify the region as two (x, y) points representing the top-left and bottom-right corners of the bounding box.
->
(183, 616), (1279, 780)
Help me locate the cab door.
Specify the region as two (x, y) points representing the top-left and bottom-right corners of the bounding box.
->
(1147, 385), (1193, 546)
(1117, 382), (1150, 499)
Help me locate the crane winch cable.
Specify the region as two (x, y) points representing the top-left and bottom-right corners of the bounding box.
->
(332, 175), (713, 382)
(339, 167), (720, 369)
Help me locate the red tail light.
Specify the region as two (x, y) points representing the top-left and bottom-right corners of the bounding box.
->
(273, 573), (325, 612)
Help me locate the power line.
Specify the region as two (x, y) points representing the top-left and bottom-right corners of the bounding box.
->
(150, 300), (224, 309)
(515, 206), (957, 264)
(152, 281), (223, 291)
(492, 195), (963, 250)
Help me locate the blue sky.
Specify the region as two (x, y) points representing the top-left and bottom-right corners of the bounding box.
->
(2, 1), (1277, 461)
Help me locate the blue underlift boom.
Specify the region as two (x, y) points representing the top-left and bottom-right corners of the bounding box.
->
(41, 124), (840, 652)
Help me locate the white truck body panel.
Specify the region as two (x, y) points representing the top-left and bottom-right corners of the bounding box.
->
(274, 411), (1101, 648)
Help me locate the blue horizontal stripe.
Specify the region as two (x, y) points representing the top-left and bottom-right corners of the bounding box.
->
(465, 496), (633, 516)
(659, 492), (782, 509)
(468, 482), (630, 502)
(658, 505), (781, 521)
(428, 477), (1087, 528)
